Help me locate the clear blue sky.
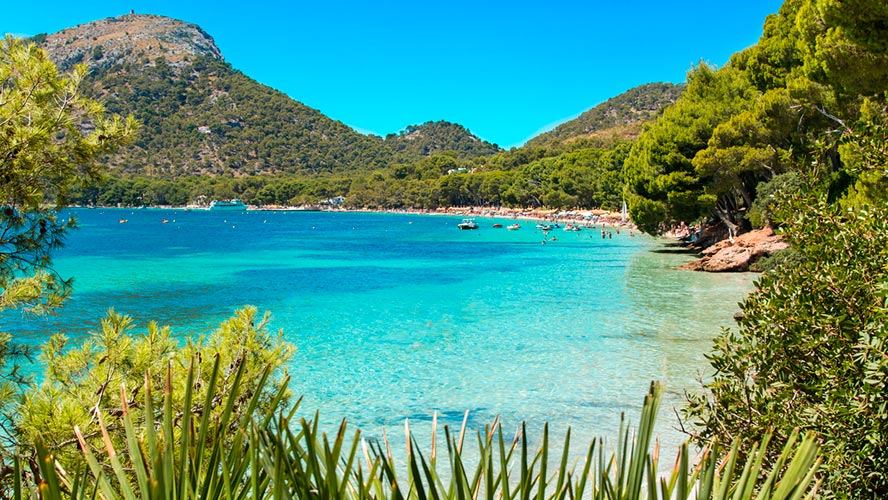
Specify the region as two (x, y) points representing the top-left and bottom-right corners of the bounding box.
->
(4, 0), (783, 148)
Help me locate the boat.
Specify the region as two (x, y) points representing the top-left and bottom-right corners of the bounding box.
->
(536, 223), (560, 230)
(563, 224), (582, 232)
(492, 223), (503, 228)
(209, 199), (247, 211)
(457, 218), (479, 230)
(507, 223), (521, 230)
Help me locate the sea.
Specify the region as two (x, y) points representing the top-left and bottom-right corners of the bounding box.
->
(4, 208), (756, 464)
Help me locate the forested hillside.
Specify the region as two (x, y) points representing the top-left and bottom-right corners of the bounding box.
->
(386, 121), (502, 159)
(32, 13), (700, 211)
(526, 82), (684, 147)
(35, 14), (500, 178)
(86, 55), (394, 176)
(32, 13), (670, 209)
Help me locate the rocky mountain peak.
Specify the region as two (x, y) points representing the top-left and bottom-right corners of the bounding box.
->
(38, 13), (223, 72)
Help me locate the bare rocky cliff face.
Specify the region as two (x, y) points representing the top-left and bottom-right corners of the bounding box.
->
(39, 13), (223, 72)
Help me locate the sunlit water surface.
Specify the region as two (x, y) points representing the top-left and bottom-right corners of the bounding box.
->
(5, 209), (756, 465)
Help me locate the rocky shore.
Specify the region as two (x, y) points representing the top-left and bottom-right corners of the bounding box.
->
(677, 227), (788, 272)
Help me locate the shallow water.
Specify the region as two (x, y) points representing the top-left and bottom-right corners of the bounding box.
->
(4, 208), (755, 461)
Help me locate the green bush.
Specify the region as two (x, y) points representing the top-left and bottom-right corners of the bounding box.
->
(747, 246), (803, 273)
(18, 375), (821, 500)
(13, 306), (294, 476)
(686, 199), (888, 498)
(747, 172), (804, 228)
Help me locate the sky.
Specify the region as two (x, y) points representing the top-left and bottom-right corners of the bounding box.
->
(4, 0), (784, 148)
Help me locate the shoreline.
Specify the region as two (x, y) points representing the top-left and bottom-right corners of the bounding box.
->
(79, 204), (636, 228)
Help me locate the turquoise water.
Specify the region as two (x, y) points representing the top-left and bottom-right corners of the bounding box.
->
(4, 208), (755, 459)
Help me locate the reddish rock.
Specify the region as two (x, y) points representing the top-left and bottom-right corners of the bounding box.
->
(678, 227), (788, 273)
(678, 258), (706, 271)
(704, 246), (753, 272)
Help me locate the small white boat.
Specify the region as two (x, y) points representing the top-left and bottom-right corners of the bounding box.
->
(563, 224), (582, 232)
(507, 223), (521, 230)
(458, 218), (479, 230)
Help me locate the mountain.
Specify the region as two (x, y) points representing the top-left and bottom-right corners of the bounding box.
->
(33, 14), (499, 177)
(36, 13), (222, 72)
(386, 121), (502, 159)
(525, 83), (685, 147)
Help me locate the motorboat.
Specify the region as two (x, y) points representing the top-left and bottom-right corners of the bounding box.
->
(458, 218), (479, 230)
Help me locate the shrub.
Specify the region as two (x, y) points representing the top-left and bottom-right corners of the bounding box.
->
(20, 378), (821, 500)
(12, 306), (294, 476)
(686, 199), (888, 498)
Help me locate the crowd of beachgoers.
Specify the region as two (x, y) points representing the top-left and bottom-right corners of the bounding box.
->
(281, 205), (636, 228)
(102, 203), (636, 229)
(663, 220), (703, 241)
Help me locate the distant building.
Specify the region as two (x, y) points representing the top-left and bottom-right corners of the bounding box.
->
(197, 126), (211, 134)
(447, 168), (470, 175)
(322, 196), (345, 206)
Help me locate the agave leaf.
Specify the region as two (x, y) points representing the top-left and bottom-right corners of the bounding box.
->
(553, 427), (570, 497)
(119, 382), (151, 500)
(73, 426), (121, 500)
(535, 423), (549, 500)
(192, 354), (222, 480)
(34, 439), (64, 500)
(13, 449), (22, 500)
(95, 411), (138, 500)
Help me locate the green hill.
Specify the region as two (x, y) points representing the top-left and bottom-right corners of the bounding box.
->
(34, 14), (499, 177)
(525, 82), (684, 147)
(28, 13), (682, 210)
(386, 121), (502, 159)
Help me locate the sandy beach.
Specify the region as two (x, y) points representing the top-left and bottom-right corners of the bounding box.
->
(253, 204), (634, 228)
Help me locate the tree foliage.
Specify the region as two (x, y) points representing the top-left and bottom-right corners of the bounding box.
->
(623, 64), (752, 233)
(623, 0), (887, 235)
(0, 35), (137, 314)
(67, 139), (633, 212)
(0, 34), (136, 490)
(13, 306), (293, 481)
(686, 196), (888, 498)
(677, 3), (888, 496)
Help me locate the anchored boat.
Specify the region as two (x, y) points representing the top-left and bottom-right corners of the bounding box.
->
(209, 199), (247, 211)
(457, 218), (479, 230)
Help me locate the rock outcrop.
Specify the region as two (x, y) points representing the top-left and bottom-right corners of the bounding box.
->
(39, 13), (223, 72)
(678, 227), (788, 272)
